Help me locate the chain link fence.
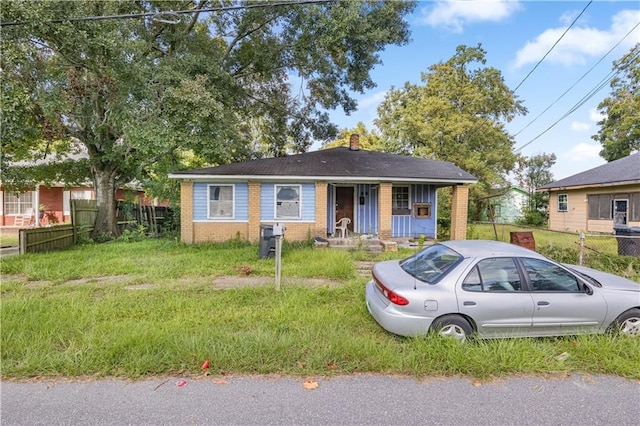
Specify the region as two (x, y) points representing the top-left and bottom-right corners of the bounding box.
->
(467, 222), (640, 283)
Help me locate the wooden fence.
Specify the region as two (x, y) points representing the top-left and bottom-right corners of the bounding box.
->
(18, 200), (173, 254)
(19, 200), (98, 254)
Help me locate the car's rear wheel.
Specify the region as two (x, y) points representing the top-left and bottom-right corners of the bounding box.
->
(430, 315), (473, 342)
(609, 308), (640, 337)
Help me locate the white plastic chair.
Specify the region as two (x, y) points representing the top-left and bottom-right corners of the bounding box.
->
(14, 207), (34, 227)
(335, 217), (351, 239)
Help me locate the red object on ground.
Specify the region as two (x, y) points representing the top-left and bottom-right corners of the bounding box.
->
(175, 380), (187, 387)
(201, 360), (210, 369)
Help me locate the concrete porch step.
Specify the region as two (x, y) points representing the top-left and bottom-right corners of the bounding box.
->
(314, 237), (391, 253)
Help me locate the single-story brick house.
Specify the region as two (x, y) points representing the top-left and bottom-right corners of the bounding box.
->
(169, 135), (477, 244)
(537, 152), (640, 233)
(1, 145), (164, 227)
(0, 184), (160, 227)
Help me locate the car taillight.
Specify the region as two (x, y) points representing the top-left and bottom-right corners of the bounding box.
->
(374, 275), (409, 306)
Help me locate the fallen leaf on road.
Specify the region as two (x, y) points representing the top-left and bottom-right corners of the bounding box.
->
(471, 381), (482, 387)
(175, 380), (188, 387)
(213, 378), (229, 385)
(303, 378), (319, 390)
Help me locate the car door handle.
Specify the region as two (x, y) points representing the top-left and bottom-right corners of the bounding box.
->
(463, 301), (476, 306)
(537, 301), (550, 306)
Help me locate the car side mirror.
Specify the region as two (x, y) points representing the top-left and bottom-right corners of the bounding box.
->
(583, 283), (593, 295)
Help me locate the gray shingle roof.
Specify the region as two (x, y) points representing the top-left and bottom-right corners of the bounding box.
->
(169, 147), (477, 183)
(539, 152), (640, 190)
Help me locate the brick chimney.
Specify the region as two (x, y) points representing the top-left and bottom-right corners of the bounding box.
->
(349, 134), (360, 151)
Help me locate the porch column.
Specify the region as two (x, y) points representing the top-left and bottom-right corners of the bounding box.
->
(378, 182), (392, 239)
(315, 182), (328, 237)
(450, 185), (469, 240)
(248, 181), (261, 243)
(180, 181), (194, 244)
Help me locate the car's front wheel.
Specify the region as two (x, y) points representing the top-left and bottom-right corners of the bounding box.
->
(609, 308), (640, 337)
(430, 315), (473, 342)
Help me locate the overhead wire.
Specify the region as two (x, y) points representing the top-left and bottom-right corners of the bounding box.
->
(515, 46), (639, 152)
(514, 21), (640, 138)
(512, 0), (593, 94)
(0, 0), (335, 27)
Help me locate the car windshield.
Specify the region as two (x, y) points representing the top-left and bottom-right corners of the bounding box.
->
(399, 244), (462, 283)
(568, 268), (602, 287)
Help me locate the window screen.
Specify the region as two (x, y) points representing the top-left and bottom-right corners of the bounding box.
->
(276, 185), (300, 219)
(209, 185), (233, 219)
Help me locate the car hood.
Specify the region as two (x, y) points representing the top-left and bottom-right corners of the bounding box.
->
(565, 264), (640, 292)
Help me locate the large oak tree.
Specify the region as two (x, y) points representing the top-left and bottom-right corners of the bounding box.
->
(1, 0), (415, 238)
(375, 44), (527, 219)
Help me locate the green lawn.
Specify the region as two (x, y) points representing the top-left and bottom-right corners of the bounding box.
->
(1, 238), (639, 380)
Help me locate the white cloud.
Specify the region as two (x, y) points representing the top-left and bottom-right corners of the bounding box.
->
(357, 91), (387, 109)
(570, 121), (591, 132)
(589, 107), (606, 123)
(418, 0), (521, 33)
(565, 142), (601, 162)
(513, 9), (640, 68)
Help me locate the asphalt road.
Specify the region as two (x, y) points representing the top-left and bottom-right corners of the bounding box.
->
(1, 374), (639, 425)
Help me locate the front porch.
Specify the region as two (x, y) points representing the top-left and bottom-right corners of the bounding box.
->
(314, 235), (433, 253)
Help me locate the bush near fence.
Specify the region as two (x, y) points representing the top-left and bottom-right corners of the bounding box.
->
(468, 222), (640, 283)
(19, 200), (175, 254)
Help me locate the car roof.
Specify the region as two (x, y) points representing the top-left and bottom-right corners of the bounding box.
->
(439, 240), (545, 258)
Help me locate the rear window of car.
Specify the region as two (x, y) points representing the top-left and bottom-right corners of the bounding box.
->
(399, 244), (462, 283)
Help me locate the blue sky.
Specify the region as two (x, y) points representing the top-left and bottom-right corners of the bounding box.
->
(323, 0), (640, 181)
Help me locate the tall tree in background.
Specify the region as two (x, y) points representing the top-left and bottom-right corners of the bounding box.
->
(322, 122), (383, 150)
(1, 0), (415, 238)
(375, 44), (527, 219)
(593, 43), (640, 161)
(514, 152), (556, 226)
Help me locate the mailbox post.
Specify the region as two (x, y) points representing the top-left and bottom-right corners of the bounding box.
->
(272, 223), (286, 290)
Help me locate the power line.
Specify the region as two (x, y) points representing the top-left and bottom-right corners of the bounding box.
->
(514, 21), (640, 137)
(515, 47), (639, 152)
(512, 0), (592, 94)
(0, 0), (335, 27)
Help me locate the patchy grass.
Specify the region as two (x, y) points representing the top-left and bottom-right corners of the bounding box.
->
(1, 238), (639, 380)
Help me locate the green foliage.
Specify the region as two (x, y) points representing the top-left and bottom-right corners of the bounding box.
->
(518, 209), (547, 227)
(514, 152), (556, 223)
(593, 44), (640, 161)
(116, 226), (148, 243)
(323, 122), (384, 150)
(375, 44), (527, 217)
(1, 0), (416, 237)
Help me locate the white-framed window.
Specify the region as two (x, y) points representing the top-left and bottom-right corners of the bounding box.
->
(275, 184), (301, 219)
(208, 184), (234, 219)
(71, 190), (93, 200)
(557, 194), (568, 212)
(4, 191), (34, 215)
(392, 186), (410, 215)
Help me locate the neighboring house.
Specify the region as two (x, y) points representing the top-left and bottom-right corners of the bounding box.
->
(0, 184), (159, 227)
(538, 152), (640, 233)
(168, 135), (477, 244)
(479, 187), (529, 224)
(1, 144), (163, 227)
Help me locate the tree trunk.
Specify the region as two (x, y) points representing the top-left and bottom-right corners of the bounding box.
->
(91, 167), (119, 239)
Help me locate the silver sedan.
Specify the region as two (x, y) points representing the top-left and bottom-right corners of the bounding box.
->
(365, 240), (640, 341)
